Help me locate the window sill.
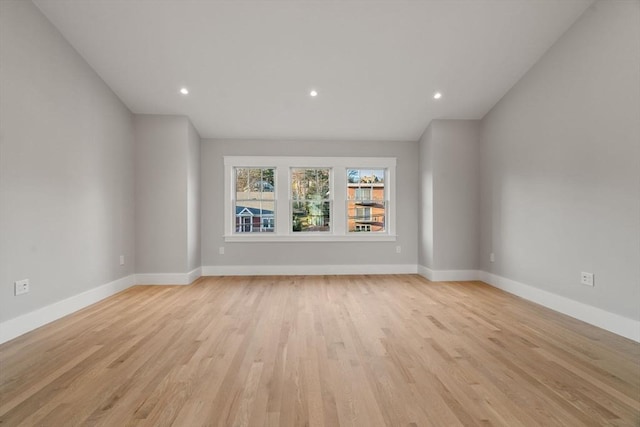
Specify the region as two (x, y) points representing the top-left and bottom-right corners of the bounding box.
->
(224, 234), (397, 243)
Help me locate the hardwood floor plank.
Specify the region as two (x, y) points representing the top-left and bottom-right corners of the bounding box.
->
(1, 275), (638, 426)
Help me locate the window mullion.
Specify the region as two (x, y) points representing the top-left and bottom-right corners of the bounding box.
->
(333, 168), (346, 235)
(276, 166), (289, 235)
(386, 166), (395, 236)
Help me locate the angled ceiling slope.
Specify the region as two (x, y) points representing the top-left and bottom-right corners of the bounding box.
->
(34, 0), (593, 141)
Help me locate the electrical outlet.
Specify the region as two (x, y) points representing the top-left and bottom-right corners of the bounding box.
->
(396, 245), (401, 254)
(490, 252), (495, 263)
(120, 255), (125, 266)
(219, 247), (225, 255)
(581, 272), (594, 287)
(15, 279), (29, 296)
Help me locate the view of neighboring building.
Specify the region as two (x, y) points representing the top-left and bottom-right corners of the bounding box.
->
(235, 168), (275, 233)
(347, 169), (386, 232)
(235, 206), (274, 232)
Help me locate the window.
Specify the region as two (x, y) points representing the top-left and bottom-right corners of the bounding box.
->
(291, 168), (331, 232)
(354, 188), (371, 201)
(234, 167), (275, 233)
(355, 207), (371, 221)
(347, 169), (386, 233)
(224, 156), (396, 242)
(262, 217), (274, 230)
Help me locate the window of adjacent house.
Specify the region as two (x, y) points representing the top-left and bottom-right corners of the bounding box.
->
(224, 156), (396, 242)
(291, 168), (331, 232)
(234, 167), (275, 233)
(347, 169), (386, 233)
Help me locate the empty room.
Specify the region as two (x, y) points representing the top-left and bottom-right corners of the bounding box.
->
(1, 0), (638, 425)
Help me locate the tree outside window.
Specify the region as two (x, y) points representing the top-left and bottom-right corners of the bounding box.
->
(291, 168), (331, 232)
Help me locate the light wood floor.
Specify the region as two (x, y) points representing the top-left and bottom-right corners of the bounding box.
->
(1, 275), (638, 426)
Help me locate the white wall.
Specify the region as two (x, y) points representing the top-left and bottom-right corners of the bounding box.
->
(201, 139), (419, 270)
(0, 0), (135, 322)
(480, 0), (640, 321)
(419, 120), (480, 272)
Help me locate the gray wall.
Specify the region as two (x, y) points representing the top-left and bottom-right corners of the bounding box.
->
(0, 0), (135, 321)
(479, 0), (640, 320)
(187, 121), (202, 271)
(418, 124), (435, 269)
(433, 120), (480, 270)
(201, 139), (419, 267)
(419, 120), (480, 271)
(134, 115), (191, 274)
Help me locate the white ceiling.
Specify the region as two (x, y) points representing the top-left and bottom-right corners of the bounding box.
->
(34, 0), (593, 141)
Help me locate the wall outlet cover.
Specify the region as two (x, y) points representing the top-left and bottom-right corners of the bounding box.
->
(15, 279), (30, 296)
(581, 272), (594, 287)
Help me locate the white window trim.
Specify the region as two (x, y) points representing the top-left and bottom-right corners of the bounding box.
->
(224, 156), (397, 242)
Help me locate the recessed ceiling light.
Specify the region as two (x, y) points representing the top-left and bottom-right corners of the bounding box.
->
(310, 90), (318, 97)
(180, 87), (189, 95)
(433, 92), (442, 100)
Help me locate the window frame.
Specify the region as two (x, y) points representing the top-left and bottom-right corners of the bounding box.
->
(224, 156), (396, 242)
(346, 168), (388, 234)
(232, 166), (277, 235)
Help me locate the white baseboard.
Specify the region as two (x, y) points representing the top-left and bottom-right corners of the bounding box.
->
(0, 268), (204, 344)
(0, 274), (136, 345)
(479, 271), (640, 343)
(418, 266), (480, 282)
(187, 267), (202, 284)
(202, 264), (418, 276)
(3, 266), (636, 345)
(136, 268), (201, 286)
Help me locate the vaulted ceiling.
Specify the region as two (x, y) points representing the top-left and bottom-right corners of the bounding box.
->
(35, 0), (593, 141)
